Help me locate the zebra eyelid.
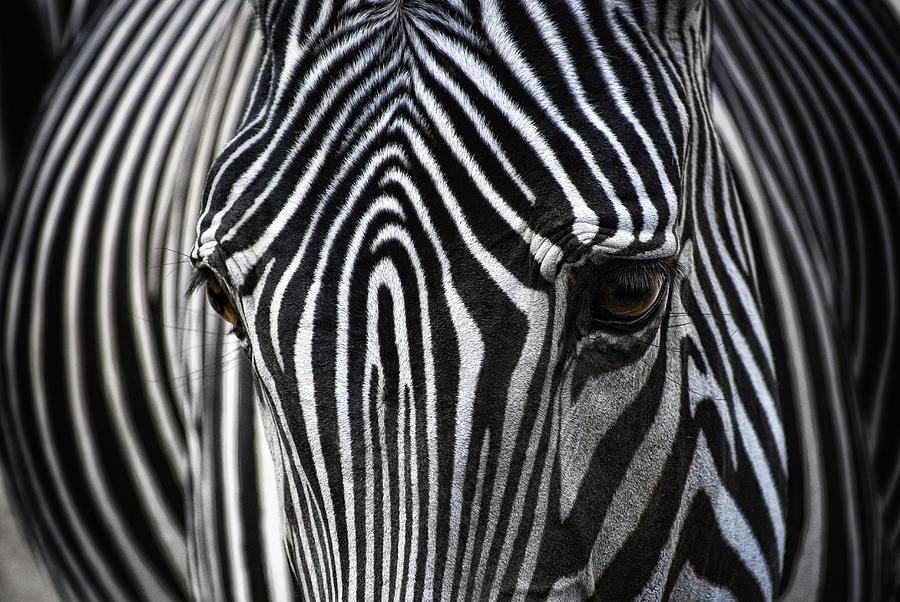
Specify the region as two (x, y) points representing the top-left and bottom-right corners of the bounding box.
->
(594, 256), (685, 288)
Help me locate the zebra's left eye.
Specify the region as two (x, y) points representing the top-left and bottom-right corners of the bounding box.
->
(573, 259), (677, 333)
(590, 276), (664, 325)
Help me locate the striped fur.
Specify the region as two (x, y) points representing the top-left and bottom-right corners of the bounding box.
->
(195, 1), (784, 599)
(712, 2), (900, 597)
(1, 1), (290, 599)
(0, 0), (897, 600)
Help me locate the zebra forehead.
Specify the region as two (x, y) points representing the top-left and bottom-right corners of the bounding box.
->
(196, 0), (698, 280)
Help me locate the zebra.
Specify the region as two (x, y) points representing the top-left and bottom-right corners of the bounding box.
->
(1, 0), (898, 600)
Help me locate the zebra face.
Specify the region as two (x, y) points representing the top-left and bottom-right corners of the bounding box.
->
(193, 0), (786, 598)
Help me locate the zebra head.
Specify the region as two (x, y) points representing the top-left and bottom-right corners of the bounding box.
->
(192, 0), (786, 598)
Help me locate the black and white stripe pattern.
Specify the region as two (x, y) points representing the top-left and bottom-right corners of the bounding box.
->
(1, 0), (898, 600)
(712, 1), (900, 598)
(1, 1), (291, 599)
(0, 0), (108, 207)
(194, 1), (786, 599)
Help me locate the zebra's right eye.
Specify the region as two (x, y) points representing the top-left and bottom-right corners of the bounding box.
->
(205, 277), (240, 325)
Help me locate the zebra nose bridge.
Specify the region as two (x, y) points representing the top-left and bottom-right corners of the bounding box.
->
(196, 143), (246, 248)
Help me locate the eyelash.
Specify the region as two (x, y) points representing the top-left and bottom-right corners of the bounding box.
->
(597, 259), (684, 291)
(187, 267), (216, 296)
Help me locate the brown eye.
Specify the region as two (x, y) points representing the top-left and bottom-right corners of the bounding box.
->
(590, 272), (667, 329)
(570, 258), (678, 337)
(206, 278), (240, 325)
(589, 274), (666, 327)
